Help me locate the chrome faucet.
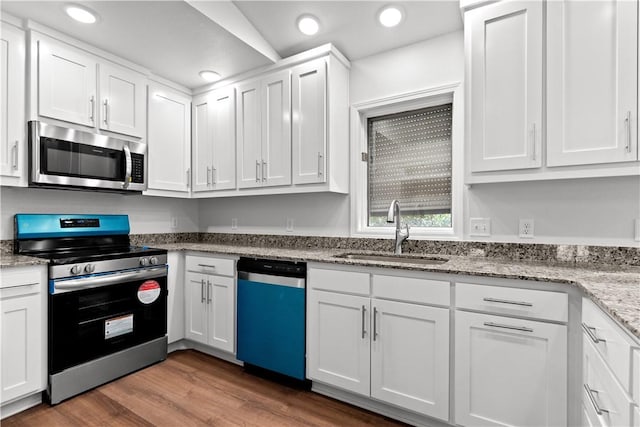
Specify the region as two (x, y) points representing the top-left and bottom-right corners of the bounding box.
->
(387, 200), (410, 254)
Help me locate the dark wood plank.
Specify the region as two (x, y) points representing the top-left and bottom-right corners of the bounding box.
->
(4, 350), (407, 426)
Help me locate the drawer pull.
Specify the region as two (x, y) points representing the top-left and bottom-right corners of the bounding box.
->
(584, 384), (609, 415)
(484, 322), (533, 333)
(582, 323), (606, 344)
(483, 297), (533, 307)
(197, 264), (217, 269)
(361, 305), (366, 339)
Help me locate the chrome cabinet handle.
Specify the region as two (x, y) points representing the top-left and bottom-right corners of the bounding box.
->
(484, 322), (533, 333)
(212, 166), (217, 184)
(256, 160), (261, 183)
(89, 96), (95, 122)
(206, 166), (211, 185)
(582, 323), (606, 344)
(197, 264), (217, 269)
(122, 144), (132, 189)
(531, 123), (537, 161)
(11, 141), (18, 170)
(625, 111), (631, 153)
(584, 384), (609, 415)
(186, 168), (191, 188)
(317, 152), (323, 177)
(103, 99), (109, 125)
(207, 281), (212, 304)
(200, 279), (205, 303)
(262, 160), (267, 182)
(361, 305), (366, 339)
(483, 297), (533, 307)
(373, 307), (378, 341)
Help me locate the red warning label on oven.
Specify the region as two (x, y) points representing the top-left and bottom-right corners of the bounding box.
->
(138, 280), (161, 304)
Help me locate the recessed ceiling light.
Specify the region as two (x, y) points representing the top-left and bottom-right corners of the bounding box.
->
(199, 70), (221, 82)
(378, 5), (403, 28)
(297, 15), (320, 36)
(64, 4), (98, 24)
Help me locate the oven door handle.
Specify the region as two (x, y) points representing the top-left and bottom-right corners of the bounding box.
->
(52, 266), (167, 294)
(122, 144), (132, 189)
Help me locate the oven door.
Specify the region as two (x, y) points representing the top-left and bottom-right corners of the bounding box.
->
(49, 266), (167, 374)
(29, 121), (146, 192)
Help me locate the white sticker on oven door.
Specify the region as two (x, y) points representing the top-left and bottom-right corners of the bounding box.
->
(138, 280), (161, 304)
(105, 314), (134, 340)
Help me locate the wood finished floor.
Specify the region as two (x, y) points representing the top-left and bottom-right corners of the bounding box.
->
(4, 350), (406, 426)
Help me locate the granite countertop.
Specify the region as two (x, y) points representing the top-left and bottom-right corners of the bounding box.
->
(157, 242), (640, 341)
(2, 242), (638, 341)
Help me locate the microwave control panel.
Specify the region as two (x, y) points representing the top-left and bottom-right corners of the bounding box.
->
(131, 153), (144, 184)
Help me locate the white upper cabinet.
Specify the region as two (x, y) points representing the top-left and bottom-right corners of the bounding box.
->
(38, 38), (97, 128)
(192, 86), (236, 193)
(236, 70), (291, 189)
(1, 22), (26, 186)
(146, 83), (191, 194)
(467, 1), (543, 172)
(36, 34), (146, 138)
(547, 0), (638, 166)
(98, 62), (146, 138)
(292, 58), (328, 183)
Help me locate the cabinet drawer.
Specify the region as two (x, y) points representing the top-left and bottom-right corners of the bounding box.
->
(634, 349), (640, 405)
(309, 268), (369, 295)
(0, 266), (43, 291)
(582, 298), (635, 394)
(456, 282), (568, 322)
(185, 255), (235, 277)
(373, 274), (449, 306)
(583, 338), (633, 427)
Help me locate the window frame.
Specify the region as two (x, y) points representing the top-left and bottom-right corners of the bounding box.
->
(350, 83), (464, 239)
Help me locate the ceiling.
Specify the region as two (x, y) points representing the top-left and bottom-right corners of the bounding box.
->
(1, 1), (463, 90)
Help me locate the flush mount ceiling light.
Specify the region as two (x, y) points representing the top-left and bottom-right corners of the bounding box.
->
(199, 70), (221, 82)
(297, 15), (320, 36)
(378, 5), (403, 28)
(64, 4), (98, 24)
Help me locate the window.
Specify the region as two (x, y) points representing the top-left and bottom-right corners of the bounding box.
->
(367, 104), (452, 228)
(351, 84), (462, 238)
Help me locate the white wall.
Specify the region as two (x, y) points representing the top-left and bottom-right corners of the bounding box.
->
(0, 187), (199, 240)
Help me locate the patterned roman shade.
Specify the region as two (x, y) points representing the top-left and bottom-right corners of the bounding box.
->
(367, 103), (452, 217)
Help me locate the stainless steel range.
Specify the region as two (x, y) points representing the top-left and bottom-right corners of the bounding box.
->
(14, 214), (168, 404)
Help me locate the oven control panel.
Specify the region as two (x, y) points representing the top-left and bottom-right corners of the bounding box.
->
(52, 254), (168, 279)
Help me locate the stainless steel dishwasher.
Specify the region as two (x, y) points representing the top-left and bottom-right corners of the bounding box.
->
(236, 258), (306, 380)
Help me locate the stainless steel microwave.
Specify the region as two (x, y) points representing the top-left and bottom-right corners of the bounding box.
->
(28, 121), (146, 192)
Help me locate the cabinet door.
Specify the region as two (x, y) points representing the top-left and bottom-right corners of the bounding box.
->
(211, 86), (237, 190)
(0, 289), (41, 403)
(0, 24), (25, 180)
(370, 299), (449, 420)
(292, 58), (327, 184)
(38, 39), (97, 127)
(307, 290), (370, 396)
(166, 252), (185, 344)
(184, 272), (207, 344)
(192, 93), (213, 192)
(262, 70), (291, 187)
(147, 84), (191, 192)
(98, 62), (146, 138)
(467, 1), (543, 172)
(236, 80), (262, 188)
(206, 275), (235, 353)
(455, 311), (567, 427)
(547, 0), (638, 166)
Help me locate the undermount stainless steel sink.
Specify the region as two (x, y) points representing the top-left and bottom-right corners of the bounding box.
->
(336, 253), (449, 265)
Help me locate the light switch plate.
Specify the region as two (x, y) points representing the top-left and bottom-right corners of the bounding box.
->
(231, 218), (238, 230)
(469, 218), (491, 237)
(519, 218), (534, 238)
(286, 218), (294, 232)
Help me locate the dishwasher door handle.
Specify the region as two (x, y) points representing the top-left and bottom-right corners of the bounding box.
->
(238, 271), (305, 288)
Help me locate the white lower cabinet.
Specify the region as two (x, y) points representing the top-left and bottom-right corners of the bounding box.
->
(184, 255), (235, 353)
(307, 266), (450, 421)
(455, 310), (567, 427)
(0, 266), (46, 413)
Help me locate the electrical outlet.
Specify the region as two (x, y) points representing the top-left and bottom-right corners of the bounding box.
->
(286, 218), (294, 232)
(231, 218), (238, 230)
(635, 218), (640, 241)
(170, 217), (178, 229)
(469, 218), (491, 237)
(519, 218), (534, 238)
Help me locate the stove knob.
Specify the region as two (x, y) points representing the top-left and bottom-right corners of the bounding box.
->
(139, 257), (149, 267)
(149, 256), (158, 265)
(84, 264), (95, 274)
(70, 265), (81, 275)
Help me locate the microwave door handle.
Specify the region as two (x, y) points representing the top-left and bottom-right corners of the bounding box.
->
(122, 144), (132, 189)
